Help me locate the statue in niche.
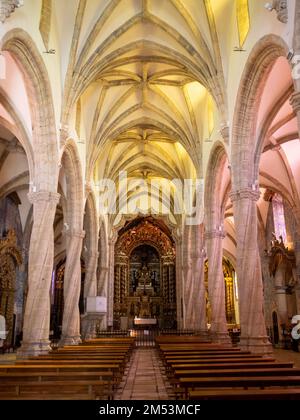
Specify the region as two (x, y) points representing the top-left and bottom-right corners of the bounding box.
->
(269, 233), (296, 289)
(139, 293), (152, 318)
(137, 264), (152, 289)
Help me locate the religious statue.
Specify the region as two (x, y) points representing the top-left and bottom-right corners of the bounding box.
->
(137, 264), (152, 290)
(139, 293), (152, 318)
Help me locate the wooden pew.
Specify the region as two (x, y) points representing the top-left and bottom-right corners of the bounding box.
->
(174, 367), (300, 378)
(179, 376), (300, 399)
(0, 380), (109, 400)
(170, 362), (294, 370)
(188, 388), (300, 400)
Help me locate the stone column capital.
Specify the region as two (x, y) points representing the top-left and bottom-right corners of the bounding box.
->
(205, 229), (226, 240)
(230, 188), (260, 203)
(290, 92), (300, 114)
(28, 191), (60, 205)
(66, 229), (86, 239)
(220, 124), (229, 143)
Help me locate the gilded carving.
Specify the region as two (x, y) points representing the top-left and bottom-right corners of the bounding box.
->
(0, 230), (22, 347)
(114, 219), (176, 328)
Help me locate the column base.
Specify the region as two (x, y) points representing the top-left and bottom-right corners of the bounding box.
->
(193, 329), (210, 342)
(59, 335), (82, 347)
(81, 313), (103, 340)
(239, 335), (273, 355)
(17, 340), (52, 358)
(210, 331), (232, 345)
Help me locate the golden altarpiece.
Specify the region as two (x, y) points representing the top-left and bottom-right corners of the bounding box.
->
(204, 258), (237, 326)
(114, 219), (176, 329)
(0, 230), (22, 346)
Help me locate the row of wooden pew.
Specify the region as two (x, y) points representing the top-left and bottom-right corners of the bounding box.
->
(156, 335), (300, 400)
(0, 337), (135, 400)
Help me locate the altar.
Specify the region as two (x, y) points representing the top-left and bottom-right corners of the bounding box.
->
(134, 317), (157, 325)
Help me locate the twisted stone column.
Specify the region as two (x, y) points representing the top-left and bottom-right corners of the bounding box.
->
(175, 239), (184, 329)
(97, 265), (109, 330)
(60, 229), (85, 346)
(290, 93), (300, 140)
(84, 251), (99, 298)
(205, 229), (231, 344)
(183, 225), (207, 332)
(81, 251), (99, 340)
(19, 191), (60, 356)
(230, 188), (272, 354)
(107, 239), (115, 328)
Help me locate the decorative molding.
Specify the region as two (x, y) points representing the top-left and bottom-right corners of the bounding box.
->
(263, 188), (275, 202)
(229, 188), (260, 203)
(274, 0), (288, 24)
(0, 0), (23, 23)
(265, 1), (288, 24)
(28, 191), (60, 205)
(205, 229), (226, 240)
(220, 124), (229, 144)
(115, 219), (175, 257)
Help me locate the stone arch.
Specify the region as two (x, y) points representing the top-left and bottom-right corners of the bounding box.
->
(60, 139), (84, 230)
(231, 35), (289, 191)
(0, 88), (34, 181)
(204, 141), (230, 229)
(2, 29), (58, 192)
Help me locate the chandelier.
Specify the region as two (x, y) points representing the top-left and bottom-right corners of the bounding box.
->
(0, 0), (24, 24)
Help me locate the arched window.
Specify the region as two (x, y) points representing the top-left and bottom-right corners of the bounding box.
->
(236, 0), (250, 47)
(272, 193), (287, 244)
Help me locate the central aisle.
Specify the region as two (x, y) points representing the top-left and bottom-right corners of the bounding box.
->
(115, 348), (171, 400)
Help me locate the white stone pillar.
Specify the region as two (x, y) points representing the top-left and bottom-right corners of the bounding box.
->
(182, 225), (207, 332)
(84, 251), (99, 298)
(175, 239), (184, 329)
(19, 191), (60, 356)
(60, 229), (85, 346)
(290, 93), (300, 141)
(107, 239), (115, 328)
(230, 188), (272, 354)
(205, 229), (231, 344)
(98, 265), (109, 329)
(81, 251), (99, 339)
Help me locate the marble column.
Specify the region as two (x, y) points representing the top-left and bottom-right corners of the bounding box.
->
(60, 229), (85, 346)
(19, 191), (60, 356)
(230, 188), (272, 354)
(205, 229), (231, 344)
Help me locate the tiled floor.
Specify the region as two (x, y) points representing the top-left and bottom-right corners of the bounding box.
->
(115, 348), (171, 400)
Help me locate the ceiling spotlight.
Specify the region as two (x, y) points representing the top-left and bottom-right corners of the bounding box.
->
(265, 2), (274, 11)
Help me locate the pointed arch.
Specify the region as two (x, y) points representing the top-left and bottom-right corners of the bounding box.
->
(204, 141), (230, 229)
(60, 139), (84, 230)
(231, 35), (289, 190)
(2, 29), (58, 192)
